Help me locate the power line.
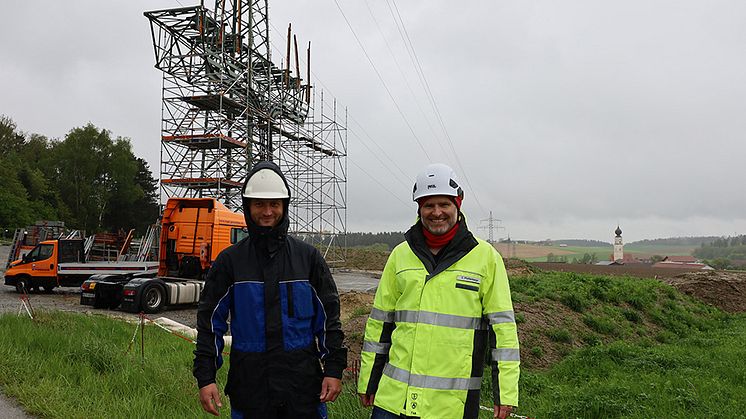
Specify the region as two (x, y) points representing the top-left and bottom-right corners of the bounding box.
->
(348, 116), (411, 185)
(362, 0), (450, 159)
(266, 22), (413, 189)
(348, 158), (411, 209)
(332, 0), (433, 162)
(386, 0), (487, 216)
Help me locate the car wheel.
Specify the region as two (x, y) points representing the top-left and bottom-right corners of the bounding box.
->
(141, 284), (165, 314)
(15, 277), (29, 294)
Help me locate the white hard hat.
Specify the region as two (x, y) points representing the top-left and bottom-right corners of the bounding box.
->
(412, 163), (463, 201)
(243, 168), (290, 199)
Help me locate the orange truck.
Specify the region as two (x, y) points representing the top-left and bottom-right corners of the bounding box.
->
(4, 238), (158, 294)
(80, 197), (246, 313)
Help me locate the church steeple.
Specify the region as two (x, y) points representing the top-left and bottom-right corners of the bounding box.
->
(613, 225), (624, 262)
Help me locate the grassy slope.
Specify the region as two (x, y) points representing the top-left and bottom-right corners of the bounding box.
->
(523, 244), (698, 262)
(521, 314), (746, 418)
(0, 270), (743, 418)
(0, 312), (230, 418)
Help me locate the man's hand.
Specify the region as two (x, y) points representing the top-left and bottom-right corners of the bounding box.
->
(199, 383), (222, 416)
(359, 393), (375, 407)
(320, 377), (342, 402)
(494, 404), (513, 419)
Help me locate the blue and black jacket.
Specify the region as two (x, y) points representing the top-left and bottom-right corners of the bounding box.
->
(193, 162), (346, 412)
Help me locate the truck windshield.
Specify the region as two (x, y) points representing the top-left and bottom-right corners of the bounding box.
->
(27, 244), (54, 262)
(231, 228), (249, 244)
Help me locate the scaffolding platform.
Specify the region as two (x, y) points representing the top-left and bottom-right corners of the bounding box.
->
(161, 178), (242, 189)
(181, 95), (244, 115)
(260, 123), (338, 157)
(162, 134), (247, 149)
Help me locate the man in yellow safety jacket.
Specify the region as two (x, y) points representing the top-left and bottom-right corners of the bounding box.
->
(357, 163), (520, 419)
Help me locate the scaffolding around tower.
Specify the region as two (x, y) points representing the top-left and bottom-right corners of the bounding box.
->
(144, 1), (347, 263)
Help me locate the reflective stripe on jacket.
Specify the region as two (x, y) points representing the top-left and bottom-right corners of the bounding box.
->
(358, 223), (519, 418)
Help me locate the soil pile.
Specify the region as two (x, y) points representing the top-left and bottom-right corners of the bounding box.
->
(340, 291), (375, 365)
(505, 258), (537, 276)
(665, 270), (746, 313)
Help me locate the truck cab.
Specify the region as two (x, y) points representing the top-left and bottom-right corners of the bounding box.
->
(4, 239), (84, 293)
(81, 197), (247, 313)
(159, 197), (246, 280)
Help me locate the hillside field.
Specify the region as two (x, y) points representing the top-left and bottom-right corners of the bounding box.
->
(494, 243), (699, 262)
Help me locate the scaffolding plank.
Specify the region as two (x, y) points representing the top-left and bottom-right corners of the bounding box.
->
(162, 134), (246, 149)
(161, 178), (243, 189)
(181, 94), (245, 114)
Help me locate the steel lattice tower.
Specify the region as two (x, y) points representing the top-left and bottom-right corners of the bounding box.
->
(144, 1), (347, 263)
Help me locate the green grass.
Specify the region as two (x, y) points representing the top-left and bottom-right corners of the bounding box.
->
(523, 245), (612, 262)
(623, 243), (698, 256)
(519, 314), (746, 418)
(0, 270), (742, 419)
(522, 243), (698, 262)
(0, 311), (229, 418)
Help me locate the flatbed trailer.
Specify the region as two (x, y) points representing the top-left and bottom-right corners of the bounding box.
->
(4, 239), (157, 293)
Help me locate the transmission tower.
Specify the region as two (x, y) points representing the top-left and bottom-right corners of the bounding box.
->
(479, 211), (504, 244)
(144, 2), (347, 263)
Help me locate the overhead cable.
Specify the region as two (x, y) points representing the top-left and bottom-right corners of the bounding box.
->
(266, 23), (412, 189)
(332, 0), (433, 162)
(386, 0), (487, 215)
(362, 0), (450, 159)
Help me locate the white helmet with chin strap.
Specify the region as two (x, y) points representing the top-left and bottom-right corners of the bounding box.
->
(412, 163), (463, 201)
(243, 167), (290, 199)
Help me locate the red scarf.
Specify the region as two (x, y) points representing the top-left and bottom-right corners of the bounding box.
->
(422, 222), (459, 249)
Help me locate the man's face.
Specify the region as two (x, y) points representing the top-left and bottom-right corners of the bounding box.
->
(419, 195), (458, 235)
(249, 199), (284, 227)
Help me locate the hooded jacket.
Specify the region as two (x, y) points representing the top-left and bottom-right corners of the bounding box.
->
(193, 161), (346, 412)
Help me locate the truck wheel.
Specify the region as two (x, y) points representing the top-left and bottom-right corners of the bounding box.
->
(15, 277), (29, 294)
(43, 285), (55, 293)
(141, 284), (165, 314)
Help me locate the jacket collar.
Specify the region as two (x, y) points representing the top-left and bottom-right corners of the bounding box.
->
(405, 214), (478, 278)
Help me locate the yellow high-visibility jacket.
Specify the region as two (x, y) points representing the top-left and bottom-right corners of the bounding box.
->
(358, 221), (519, 419)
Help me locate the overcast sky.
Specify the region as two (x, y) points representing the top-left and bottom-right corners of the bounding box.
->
(2, 1), (745, 242)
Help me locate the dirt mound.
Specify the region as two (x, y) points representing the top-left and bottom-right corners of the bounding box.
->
(665, 270), (746, 313)
(339, 291), (375, 370)
(505, 258), (537, 276)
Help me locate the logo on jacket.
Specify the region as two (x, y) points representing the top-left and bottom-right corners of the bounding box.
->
(457, 275), (481, 284)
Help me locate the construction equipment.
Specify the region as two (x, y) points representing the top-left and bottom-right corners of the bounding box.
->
(80, 197), (245, 313)
(4, 238), (158, 294)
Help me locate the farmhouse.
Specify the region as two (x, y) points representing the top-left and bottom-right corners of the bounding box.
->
(652, 256), (713, 270)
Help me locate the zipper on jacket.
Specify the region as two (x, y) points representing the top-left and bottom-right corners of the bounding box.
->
(286, 282), (294, 317)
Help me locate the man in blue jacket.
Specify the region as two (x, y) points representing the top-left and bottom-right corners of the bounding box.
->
(193, 161), (346, 418)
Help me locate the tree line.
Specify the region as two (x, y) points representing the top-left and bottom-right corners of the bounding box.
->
(343, 231), (405, 250)
(0, 116), (159, 235)
(693, 235), (746, 269)
(629, 236), (721, 246)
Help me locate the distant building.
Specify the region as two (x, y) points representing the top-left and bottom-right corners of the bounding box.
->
(596, 260), (623, 266)
(661, 256), (697, 263)
(653, 256), (712, 270)
(613, 225), (623, 262)
(652, 261), (713, 270)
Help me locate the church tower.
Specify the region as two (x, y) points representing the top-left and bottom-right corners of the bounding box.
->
(613, 225), (624, 262)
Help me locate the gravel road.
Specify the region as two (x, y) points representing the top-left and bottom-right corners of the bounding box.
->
(1, 246), (197, 326)
(0, 245), (378, 326)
